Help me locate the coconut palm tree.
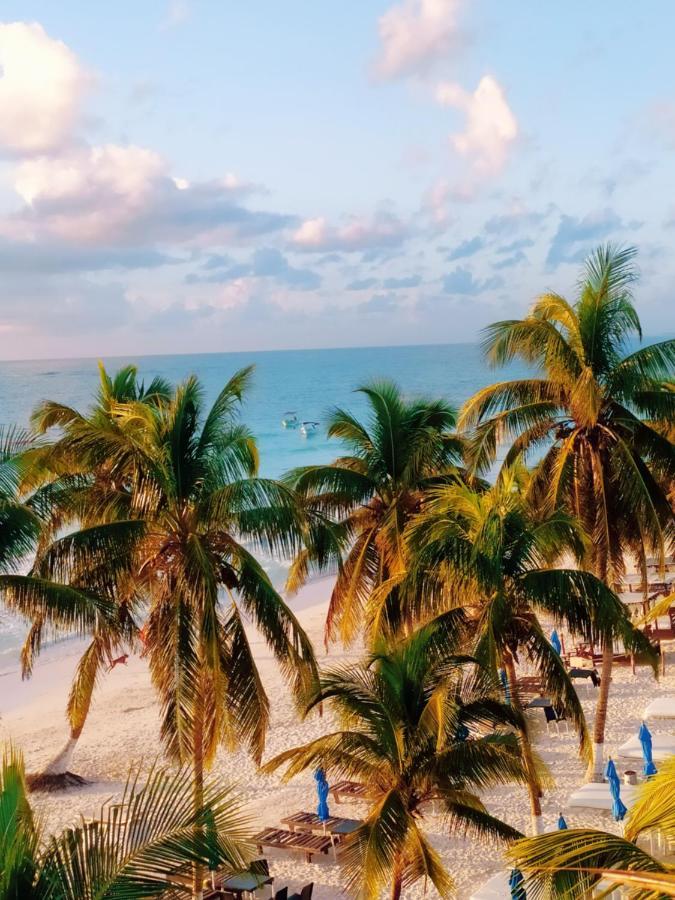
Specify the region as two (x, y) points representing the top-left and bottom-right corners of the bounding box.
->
(0, 743), (256, 899)
(508, 756), (675, 898)
(459, 244), (675, 779)
(399, 467), (655, 834)
(285, 380), (463, 646)
(55, 368), (318, 896)
(263, 614), (529, 900)
(0, 364), (172, 784)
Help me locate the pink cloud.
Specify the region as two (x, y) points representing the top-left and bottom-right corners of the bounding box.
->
(436, 75), (518, 177)
(291, 212), (408, 252)
(374, 0), (464, 80)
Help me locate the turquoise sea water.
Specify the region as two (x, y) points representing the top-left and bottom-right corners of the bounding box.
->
(0, 343), (528, 666)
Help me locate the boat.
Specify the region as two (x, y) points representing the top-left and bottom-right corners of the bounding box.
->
(300, 421), (319, 436)
(281, 411), (299, 429)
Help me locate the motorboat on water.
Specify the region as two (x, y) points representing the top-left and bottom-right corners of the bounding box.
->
(300, 421), (319, 436)
(281, 411), (299, 429)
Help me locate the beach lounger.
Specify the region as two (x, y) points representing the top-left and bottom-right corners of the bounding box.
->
(643, 696), (675, 721)
(280, 810), (362, 837)
(469, 871), (511, 899)
(618, 732), (675, 762)
(253, 827), (332, 863)
(329, 780), (373, 803)
(568, 781), (637, 812)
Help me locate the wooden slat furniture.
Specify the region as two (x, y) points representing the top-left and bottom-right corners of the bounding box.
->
(328, 780), (373, 803)
(253, 827), (332, 863)
(281, 811), (362, 836)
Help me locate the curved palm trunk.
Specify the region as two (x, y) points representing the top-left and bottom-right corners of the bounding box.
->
(503, 651), (543, 835)
(44, 726), (82, 776)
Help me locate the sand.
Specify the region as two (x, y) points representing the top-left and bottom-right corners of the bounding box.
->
(1, 576), (674, 899)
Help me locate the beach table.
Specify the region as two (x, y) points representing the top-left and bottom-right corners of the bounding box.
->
(568, 781), (637, 813)
(280, 811), (362, 859)
(217, 870), (274, 897)
(643, 696), (675, 721)
(618, 732), (675, 762)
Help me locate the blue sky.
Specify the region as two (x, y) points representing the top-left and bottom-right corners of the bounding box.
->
(0, 1), (674, 359)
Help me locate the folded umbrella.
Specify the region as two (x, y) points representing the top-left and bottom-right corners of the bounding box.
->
(550, 629), (562, 655)
(639, 721), (658, 776)
(557, 813), (568, 830)
(509, 867), (526, 899)
(314, 767), (330, 822)
(499, 668), (511, 704)
(604, 758), (628, 822)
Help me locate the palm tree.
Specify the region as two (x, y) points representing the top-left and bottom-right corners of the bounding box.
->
(263, 614), (529, 900)
(459, 244), (675, 779)
(285, 380), (463, 646)
(0, 744), (256, 899)
(509, 756), (675, 898)
(48, 368), (318, 897)
(1, 364), (172, 784)
(399, 467), (655, 834)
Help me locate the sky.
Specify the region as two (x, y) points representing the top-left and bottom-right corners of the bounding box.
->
(1, 1), (674, 360)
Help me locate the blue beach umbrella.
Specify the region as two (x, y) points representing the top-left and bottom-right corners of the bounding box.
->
(314, 768), (330, 822)
(550, 629), (562, 655)
(509, 867), (526, 899)
(499, 668), (511, 704)
(604, 758), (628, 822)
(557, 813), (568, 830)
(639, 721), (658, 776)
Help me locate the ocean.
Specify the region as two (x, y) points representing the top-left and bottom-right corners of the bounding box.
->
(0, 342), (529, 667)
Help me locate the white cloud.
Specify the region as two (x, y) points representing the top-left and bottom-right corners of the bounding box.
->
(11, 145), (165, 242)
(0, 22), (90, 155)
(374, 0), (463, 79)
(436, 75), (517, 177)
(291, 212), (407, 252)
(5, 144), (289, 246)
(161, 1), (191, 29)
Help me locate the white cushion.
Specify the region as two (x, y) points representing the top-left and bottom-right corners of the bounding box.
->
(618, 733), (675, 761)
(643, 697), (675, 720)
(568, 782), (637, 811)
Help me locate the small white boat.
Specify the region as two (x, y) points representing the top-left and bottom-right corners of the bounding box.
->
(300, 421), (319, 436)
(281, 411), (299, 429)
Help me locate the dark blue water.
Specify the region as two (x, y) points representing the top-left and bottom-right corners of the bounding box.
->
(0, 343), (529, 661)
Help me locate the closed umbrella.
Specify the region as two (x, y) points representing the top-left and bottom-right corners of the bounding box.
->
(557, 813), (568, 830)
(639, 721), (658, 776)
(550, 629), (562, 655)
(499, 668), (511, 704)
(604, 758), (628, 822)
(509, 867), (526, 899)
(315, 768), (330, 822)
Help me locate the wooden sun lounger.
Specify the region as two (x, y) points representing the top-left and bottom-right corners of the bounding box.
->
(328, 780), (373, 803)
(280, 811), (362, 836)
(253, 827), (332, 863)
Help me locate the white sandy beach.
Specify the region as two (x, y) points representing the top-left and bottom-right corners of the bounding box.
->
(1, 576), (674, 899)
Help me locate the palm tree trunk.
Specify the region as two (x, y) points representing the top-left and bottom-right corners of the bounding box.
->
(43, 727), (81, 776)
(192, 684), (206, 900)
(587, 545), (613, 783)
(503, 650), (543, 835)
(588, 638), (613, 782)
